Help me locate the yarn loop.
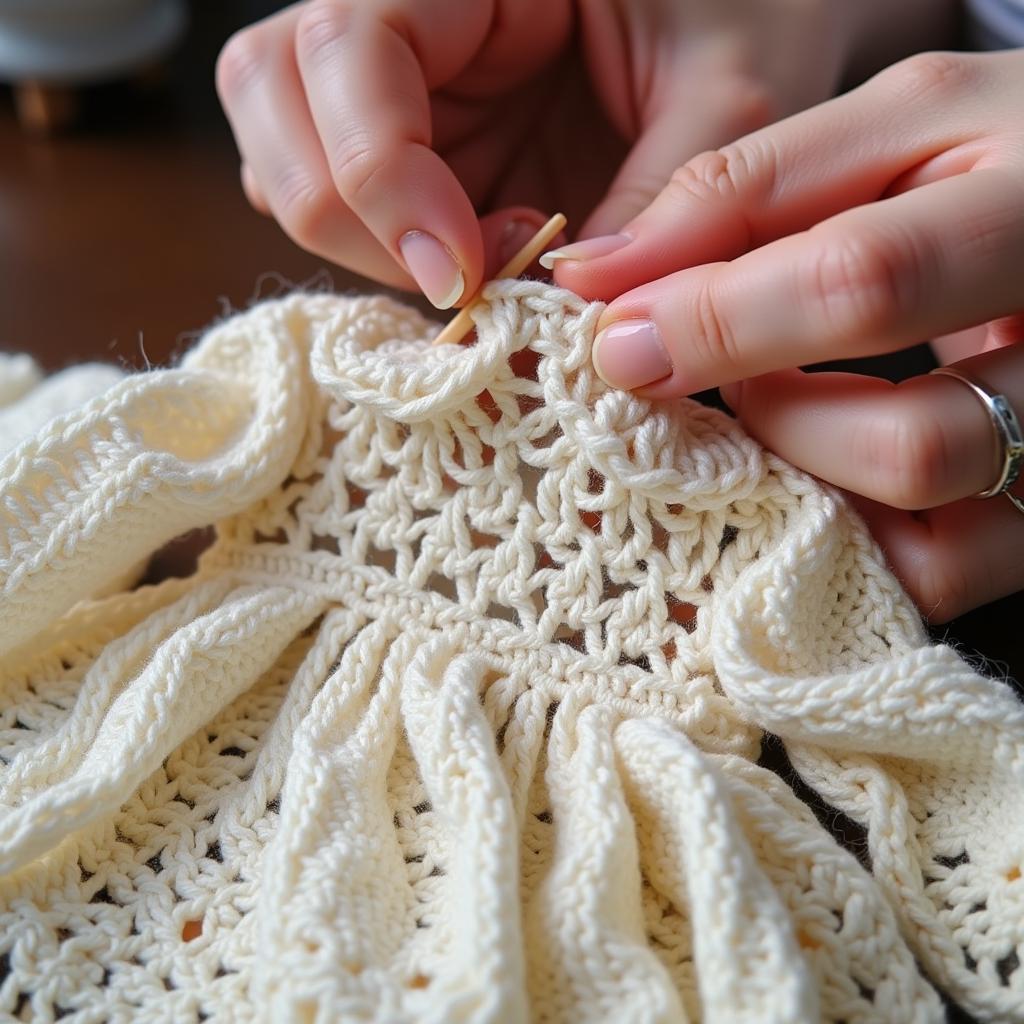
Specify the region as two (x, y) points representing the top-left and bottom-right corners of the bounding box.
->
(0, 283), (1022, 1023)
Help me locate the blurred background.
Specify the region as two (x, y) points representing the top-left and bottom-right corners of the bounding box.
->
(0, 0), (368, 371)
(0, 0), (1019, 697)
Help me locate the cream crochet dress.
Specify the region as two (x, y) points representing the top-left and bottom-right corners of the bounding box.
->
(1, 282), (1022, 1024)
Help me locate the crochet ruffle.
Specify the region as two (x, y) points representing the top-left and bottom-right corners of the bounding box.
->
(1, 283), (1022, 1022)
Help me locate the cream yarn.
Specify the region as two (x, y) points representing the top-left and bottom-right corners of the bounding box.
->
(1, 282), (1023, 1023)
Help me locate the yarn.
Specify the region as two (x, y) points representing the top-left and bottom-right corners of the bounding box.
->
(0, 281), (1022, 1023)
(0, 356), (124, 458)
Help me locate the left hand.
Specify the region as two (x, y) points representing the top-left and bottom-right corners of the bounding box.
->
(548, 48), (1024, 622)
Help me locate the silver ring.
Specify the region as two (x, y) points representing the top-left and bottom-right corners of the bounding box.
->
(930, 365), (1024, 511)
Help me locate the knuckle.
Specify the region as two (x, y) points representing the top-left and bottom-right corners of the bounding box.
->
(295, 0), (354, 67)
(273, 172), (340, 247)
(329, 139), (387, 205)
(667, 154), (728, 205)
(216, 26), (269, 101)
(883, 51), (977, 102)
(670, 138), (774, 208)
(804, 227), (913, 345)
(853, 401), (951, 510)
(690, 275), (741, 372)
(293, 1), (385, 205)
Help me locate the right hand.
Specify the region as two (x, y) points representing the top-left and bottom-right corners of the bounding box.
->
(216, 0), (951, 309)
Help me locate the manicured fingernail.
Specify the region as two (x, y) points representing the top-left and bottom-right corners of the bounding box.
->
(592, 318), (672, 390)
(538, 233), (630, 270)
(499, 219), (540, 266)
(399, 230), (464, 309)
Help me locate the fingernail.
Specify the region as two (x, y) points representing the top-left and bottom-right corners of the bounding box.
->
(538, 233), (630, 270)
(399, 230), (465, 309)
(499, 219), (540, 266)
(592, 319), (672, 390)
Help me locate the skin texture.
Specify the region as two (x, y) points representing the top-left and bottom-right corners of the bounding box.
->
(560, 49), (1024, 622)
(216, 0), (946, 296)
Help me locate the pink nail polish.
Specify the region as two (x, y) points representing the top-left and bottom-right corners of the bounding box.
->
(399, 231), (465, 309)
(593, 319), (672, 390)
(538, 233), (630, 269)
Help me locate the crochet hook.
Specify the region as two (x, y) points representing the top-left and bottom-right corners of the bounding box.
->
(431, 212), (567, 347)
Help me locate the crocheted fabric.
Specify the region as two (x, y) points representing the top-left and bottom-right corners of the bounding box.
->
(1, 283), (1023, 1024)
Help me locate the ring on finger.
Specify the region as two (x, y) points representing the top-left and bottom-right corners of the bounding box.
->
(930, 364), (1024, 514)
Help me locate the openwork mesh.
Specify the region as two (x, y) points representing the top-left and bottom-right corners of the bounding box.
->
(1, 283), (1022, 1022)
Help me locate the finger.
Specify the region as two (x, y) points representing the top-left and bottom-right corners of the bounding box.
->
(577, 75), (776, 240)
(851, 491), (1024, 623)
(550, 50), (994, 299)
(236, 167), (543, 291)
(721, 341), (1024, 509)
(592, 168), (1024, 396)
(217, 7), (412, 288)
(478, 207), (558, 279)
(295, 0), (492, 308)
(240, 163), (271, 216)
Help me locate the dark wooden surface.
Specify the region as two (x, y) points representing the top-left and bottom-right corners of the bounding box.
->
(0, 1), (359, 371)
(1, 0), (1019, 675)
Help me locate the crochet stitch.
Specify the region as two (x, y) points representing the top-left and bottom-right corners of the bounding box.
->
(1, 282), (1023, 1023)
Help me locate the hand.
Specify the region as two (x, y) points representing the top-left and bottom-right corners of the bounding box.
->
(215, 0), (932, 308)
(550, 49), (1024, 622)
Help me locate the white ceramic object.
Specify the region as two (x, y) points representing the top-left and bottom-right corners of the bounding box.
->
(0, 0), (187, 82)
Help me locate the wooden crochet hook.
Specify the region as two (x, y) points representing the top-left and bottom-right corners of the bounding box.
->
(431, 212), (567, 346)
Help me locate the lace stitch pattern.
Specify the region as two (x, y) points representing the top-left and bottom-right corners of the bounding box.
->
(0, 282), (1022, 1022)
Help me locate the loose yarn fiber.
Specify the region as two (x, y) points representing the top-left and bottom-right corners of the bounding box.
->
(1, 282), (1023, 1023)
